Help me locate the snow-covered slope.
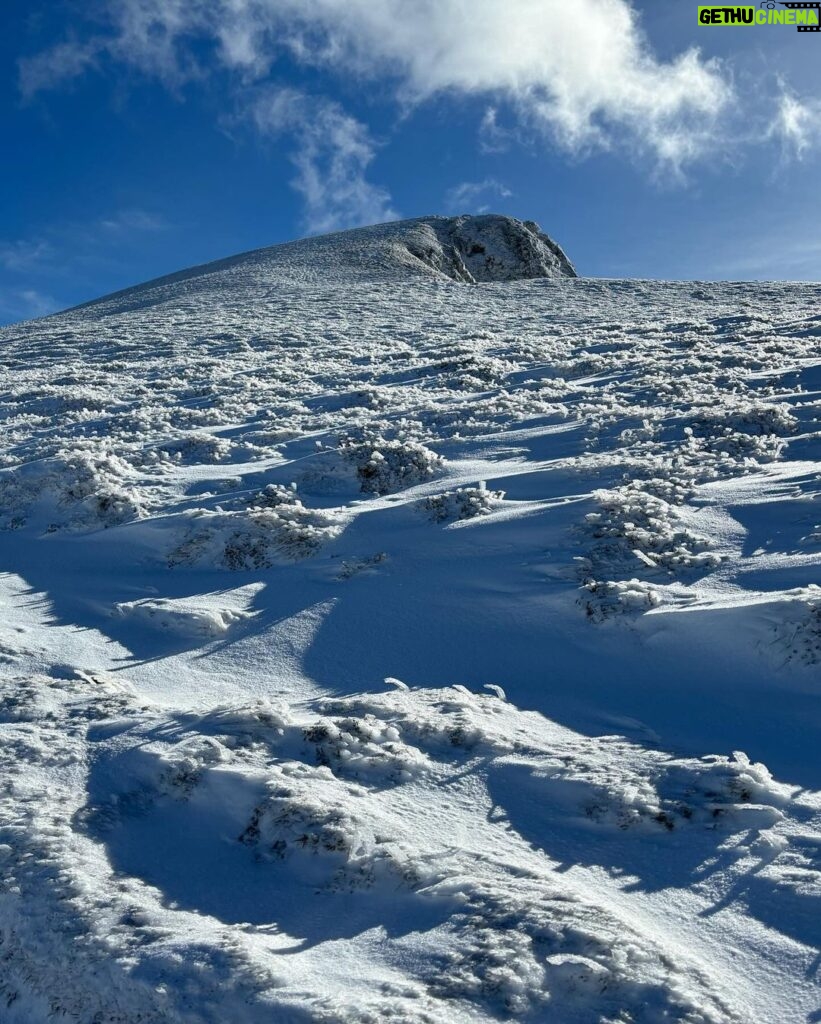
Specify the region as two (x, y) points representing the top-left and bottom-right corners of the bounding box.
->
(0, 218), (820, 1023)
(71, 214), (576, 317)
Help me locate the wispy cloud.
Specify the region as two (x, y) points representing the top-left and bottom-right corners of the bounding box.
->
(249, 88), (397, 234)
(768, 81), (821, 161)
(19, 0), (734, 175)
(711, 235), (821, 280)
(99, 209), (168, 233)
(0, 209), (167, 276)
(444, 179), (512, 214)
(19, 37), (100, 98)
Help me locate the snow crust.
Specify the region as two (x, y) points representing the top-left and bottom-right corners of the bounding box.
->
(1, 218), (820, 1022)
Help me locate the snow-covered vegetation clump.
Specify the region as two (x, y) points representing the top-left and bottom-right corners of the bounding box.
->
(342, 435), (444, 495)
(0, 448), (147, 530)
(583, 486), (723, 574)
(1, 217), (821, 1022)
(422, 484), (504, 522)
(168, 502), (342, 568)
(771, 587), (821, 666)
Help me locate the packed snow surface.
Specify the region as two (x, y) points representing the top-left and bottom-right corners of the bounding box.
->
(0, 215), (820, 1023)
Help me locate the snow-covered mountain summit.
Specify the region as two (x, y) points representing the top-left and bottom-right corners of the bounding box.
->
(76, 214), (576, 315)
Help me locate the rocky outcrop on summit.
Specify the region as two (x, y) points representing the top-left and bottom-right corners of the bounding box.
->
(399, 215), (577, 282)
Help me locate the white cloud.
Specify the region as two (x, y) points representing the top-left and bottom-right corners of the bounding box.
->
(768, 83), (821, 161)
(445, 179), (513, 214)
(20, 0), (732, 171)
(249, 88), (397, 234)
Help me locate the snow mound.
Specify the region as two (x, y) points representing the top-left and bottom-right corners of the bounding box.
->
(114, 597), (252, 637)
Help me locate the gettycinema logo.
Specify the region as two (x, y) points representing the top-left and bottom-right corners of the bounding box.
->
(698, 2), (821, 30)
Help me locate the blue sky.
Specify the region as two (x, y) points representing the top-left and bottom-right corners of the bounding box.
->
(3, 0), (821, 324)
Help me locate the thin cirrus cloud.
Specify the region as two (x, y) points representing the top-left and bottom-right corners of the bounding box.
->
(248, 88), (398, 234)
(768, 81), (821, 161)
(19, 0), (752, 233)
(0, 239), (55, 272)
(444, 179), (513, 214)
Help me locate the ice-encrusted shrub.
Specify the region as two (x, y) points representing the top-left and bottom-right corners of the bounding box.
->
(303, 715), (426, 784)
(246, 482), (299, 508)
(238, 765), (424, 889)
(425, 872), (736, 1023)
(688, 427), (787, 465)
(336, 551), (387, 580)
(422, 485), (505, 522)
(579, 578), (663, 622)
(0, 449), (146, 531)
(340, 435), (444, 495)
(175, 698), (291, 745)
(319, 686), (517, 760)
(652, 751), (791, 830)
(435, 353), (516, 392)
(690, 401), (798, 438)
(159, 432), (233, 464)
(168, 501), (341, 569)
(583, 486), (722, 575)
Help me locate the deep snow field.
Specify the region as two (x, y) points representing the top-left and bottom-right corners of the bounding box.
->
(1, 215), (820, 1023)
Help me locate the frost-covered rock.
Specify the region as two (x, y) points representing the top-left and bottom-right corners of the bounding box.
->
(400, 215), (577, 283)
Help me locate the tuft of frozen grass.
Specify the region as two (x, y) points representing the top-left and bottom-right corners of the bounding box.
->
(580, 578), (664, 621)
(771, 587), (821, 666)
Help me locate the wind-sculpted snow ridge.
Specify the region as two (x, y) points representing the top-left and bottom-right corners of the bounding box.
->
(1, 225), (821, 1021)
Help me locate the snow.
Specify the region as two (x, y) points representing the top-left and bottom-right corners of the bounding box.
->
(0, 215), (820, 1022)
